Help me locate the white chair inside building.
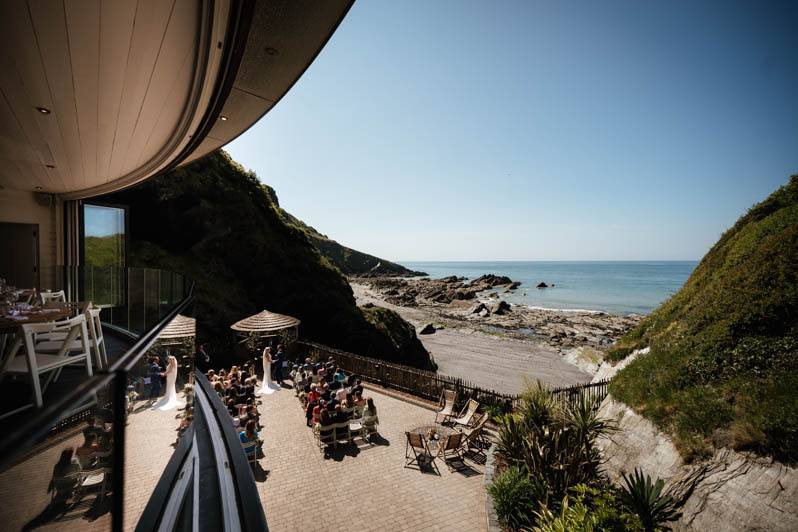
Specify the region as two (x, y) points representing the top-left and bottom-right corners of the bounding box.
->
(36, 307), (108, 370)
(0, 315), (93, 412)
(39, 290), (67, 305)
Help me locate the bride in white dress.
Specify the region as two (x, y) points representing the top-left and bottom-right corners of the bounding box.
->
(153, 355), (185, 410)
(256, 346), (281, 396)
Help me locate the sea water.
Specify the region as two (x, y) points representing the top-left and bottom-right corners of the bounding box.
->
(401, 261), (697, 315)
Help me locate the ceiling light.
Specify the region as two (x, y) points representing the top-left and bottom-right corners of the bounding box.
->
(265, 47), (278, 56)
(36, 107), (51, 114)
(219, 115), (228, 121)
(35, 186), (43, 190)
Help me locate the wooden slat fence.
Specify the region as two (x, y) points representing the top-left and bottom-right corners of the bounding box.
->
(296, 340), (518, 412)
(550, 379), (611, 407)
(295, 341), (612, 412)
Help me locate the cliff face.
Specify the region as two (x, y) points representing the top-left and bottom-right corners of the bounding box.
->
(609, 175), (798, 462)
(101, 150), (433, 369)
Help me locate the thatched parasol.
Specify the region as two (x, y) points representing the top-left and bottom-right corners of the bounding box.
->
(230, 309), (300, 347)
(159, 314), (196, 340)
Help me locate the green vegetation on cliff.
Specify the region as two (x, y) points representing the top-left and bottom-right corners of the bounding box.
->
(609, 175), (798, 462)
(101, 151), (433, 369)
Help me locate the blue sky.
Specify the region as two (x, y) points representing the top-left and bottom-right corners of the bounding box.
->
(226, 0), (798, 261)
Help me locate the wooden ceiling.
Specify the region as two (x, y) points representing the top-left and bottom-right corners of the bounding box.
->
(0, 0), (353, 199)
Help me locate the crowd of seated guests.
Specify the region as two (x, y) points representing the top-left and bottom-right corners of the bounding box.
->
(206, 364), (263, 461)
(290, 357), (379, 442)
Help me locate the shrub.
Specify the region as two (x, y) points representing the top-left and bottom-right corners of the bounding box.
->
(533, 483), (643, 532)
(619, 469), (684, 531)
(487, 466), (544, 531)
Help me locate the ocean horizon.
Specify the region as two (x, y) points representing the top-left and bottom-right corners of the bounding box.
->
(400, 260), (698, 315)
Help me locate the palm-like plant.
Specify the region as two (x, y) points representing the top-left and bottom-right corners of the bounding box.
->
(619, 469), (683, 531)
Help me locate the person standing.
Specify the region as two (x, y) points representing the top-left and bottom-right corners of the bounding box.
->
(274, 344), (285, 384)
(148, 357), (164, 399)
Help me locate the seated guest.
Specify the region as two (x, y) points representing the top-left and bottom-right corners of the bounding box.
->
(318, 408), (333, 428)
(206, 369), (216, 380)
(239, 420), (261, 459)
(312, 401), (326, 425)
(335, 386), (348, 402)
(302, 358), (313, 373)
(307, 384), (320, 404)
(333, 405), (349, 424)
(213, 381), (225, 398)
(353, 391), (367, 412)
(305, 400), (317, 427)
(334, 368), (346, 384)
(347, 374), (358, 387)
(298, 391), (307, 407)
(329, 378), (342, 392)
(241, 378), (255, 401)
(363, 397), (378, 423)
(226, 398), (240, 418)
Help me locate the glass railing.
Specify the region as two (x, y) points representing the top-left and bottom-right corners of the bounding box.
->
(0, 266), (195, 531)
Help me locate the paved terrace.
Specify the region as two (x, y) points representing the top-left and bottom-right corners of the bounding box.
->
(257, 384), (488, 532)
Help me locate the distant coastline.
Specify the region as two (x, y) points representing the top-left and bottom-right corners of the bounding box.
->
(400, 260), (696, 315)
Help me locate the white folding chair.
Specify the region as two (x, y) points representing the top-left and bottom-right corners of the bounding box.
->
(36, 307), (108, 370)
(40, 290), (66, 305)
(0, 315), (93, 413)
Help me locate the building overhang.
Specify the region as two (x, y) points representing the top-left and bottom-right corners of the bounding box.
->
(0, 0), (353, 200)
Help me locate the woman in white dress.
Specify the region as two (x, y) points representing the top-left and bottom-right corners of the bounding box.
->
(153, 355), (184, 410)
(256, 346), (281, 396)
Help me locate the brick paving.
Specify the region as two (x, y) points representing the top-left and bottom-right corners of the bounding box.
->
(0, 399), (182, 532)
(256, 385), (488, 532)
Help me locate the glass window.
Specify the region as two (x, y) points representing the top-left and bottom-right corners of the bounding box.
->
(83, 204), (126, 307)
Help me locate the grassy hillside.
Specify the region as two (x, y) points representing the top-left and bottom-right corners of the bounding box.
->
(609, 175), (798, 462)
(84, 235), (124, 266)
(101, 151), (434, 369)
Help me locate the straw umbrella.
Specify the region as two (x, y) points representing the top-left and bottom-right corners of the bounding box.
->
(230, 309), (301, 388)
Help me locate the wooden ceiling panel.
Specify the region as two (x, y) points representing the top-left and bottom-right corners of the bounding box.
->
(29, 0), (85, 189)
(65, 0), (101, 187)
(124, 0), (198, 175)
(107, 0), (177, 181)
(97, 0), (137, 187)
(0, 2), (67, 192)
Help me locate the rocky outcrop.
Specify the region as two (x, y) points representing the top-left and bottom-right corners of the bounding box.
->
(419, 323), (436, 335)
(598, 396), (798, 531)
(357, 275), (642, 354)
(359, 273), (521, 306)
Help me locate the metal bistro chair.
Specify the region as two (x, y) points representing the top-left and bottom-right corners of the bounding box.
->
(435, 389), (457, 424)
(405, 432), (439, 475)
(0, 315), (93, 415)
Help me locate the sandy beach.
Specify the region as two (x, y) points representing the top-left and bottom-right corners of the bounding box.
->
(352, 282), (595, 394)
